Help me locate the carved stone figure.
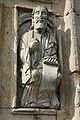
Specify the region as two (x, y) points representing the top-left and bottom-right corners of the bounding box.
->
(20, 6), (62, 109)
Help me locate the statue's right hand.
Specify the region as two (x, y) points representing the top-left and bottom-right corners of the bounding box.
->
(29, 39), (39, 52)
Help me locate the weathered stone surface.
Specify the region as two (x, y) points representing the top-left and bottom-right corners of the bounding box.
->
(1, 0), (80, 120)
(74, 0), (80, 15)
(64, 0), (80, 120)
(0, 109), (34, 120)
(0, 0), (65, 109)
(0, 6), (13, 108)
(19, 5), (62, 109)
(12, 108), (57, 115)
(1, 109), (57, 120)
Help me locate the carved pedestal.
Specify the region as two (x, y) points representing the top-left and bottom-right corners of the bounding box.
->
(12, 108), (57, 120)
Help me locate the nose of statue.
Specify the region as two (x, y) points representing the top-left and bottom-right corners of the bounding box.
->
(39, 11), (44, 18)
(38, 12), (41, 17)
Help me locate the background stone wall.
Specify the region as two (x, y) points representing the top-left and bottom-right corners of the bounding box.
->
(0, 0), (80, 120)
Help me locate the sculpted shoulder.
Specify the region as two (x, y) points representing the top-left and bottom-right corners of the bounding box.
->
(47, 28), (57, 44)
(22, 30), (33, 45)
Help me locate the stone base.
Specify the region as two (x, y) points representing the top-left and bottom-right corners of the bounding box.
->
(12, 108), (57, 120)
(1, 107), (68, 120)
(12, 108), (57, 115)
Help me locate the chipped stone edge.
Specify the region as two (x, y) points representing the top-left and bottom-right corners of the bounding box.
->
(11, 108), (57, 115)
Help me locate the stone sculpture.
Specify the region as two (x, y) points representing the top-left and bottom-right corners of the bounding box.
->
(20, 5), (62, 109)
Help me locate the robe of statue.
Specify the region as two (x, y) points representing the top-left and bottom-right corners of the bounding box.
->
(20, 28), (61, 108)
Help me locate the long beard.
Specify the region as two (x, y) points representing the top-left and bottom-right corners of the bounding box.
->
(34, 21), (47, 30)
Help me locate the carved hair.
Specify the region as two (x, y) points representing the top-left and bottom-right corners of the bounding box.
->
(32, 5), (48, 18)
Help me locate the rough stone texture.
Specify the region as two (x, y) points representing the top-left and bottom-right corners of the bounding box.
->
(64, 0), (80, 120)
(1, 0), (79, 120)
(74, 0), (80, 15)
(0, 6), (13, 108)
(12, 108), (57, 115)
(0, 0), (65, 104)
(74, 3), (80, 118)
(0, 108), (57, 120)
(19, 5), (62, 109)
(0, 109), (34, 120)
(0, 0), (52, 10)
(0, 0), (54, 110)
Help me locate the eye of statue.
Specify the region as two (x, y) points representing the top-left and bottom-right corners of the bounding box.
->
(41, 11), (47, 15)
(35, 11), (39, 14)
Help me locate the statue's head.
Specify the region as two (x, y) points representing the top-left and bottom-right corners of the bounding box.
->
(32, 6), (48, 31)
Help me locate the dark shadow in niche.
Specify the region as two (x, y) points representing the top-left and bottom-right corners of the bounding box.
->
(17, 7), (32, 107)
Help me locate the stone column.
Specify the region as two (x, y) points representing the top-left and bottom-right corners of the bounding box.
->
(64, 0), (80, 119)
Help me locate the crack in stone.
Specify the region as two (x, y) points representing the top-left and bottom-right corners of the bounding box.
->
(65, 8), (80, 16)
